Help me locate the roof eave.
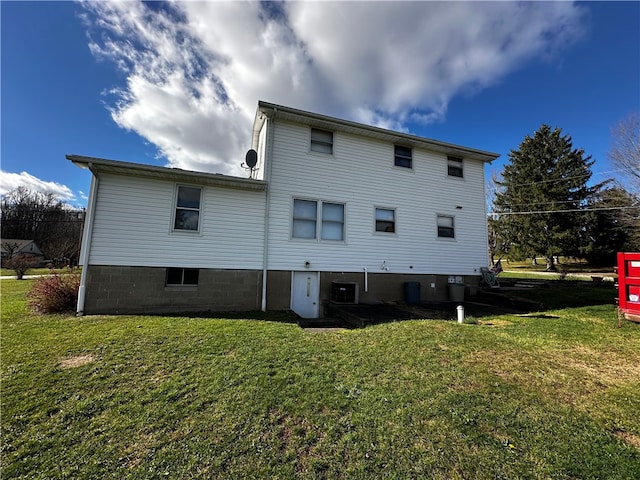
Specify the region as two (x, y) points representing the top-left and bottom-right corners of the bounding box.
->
(67, 155), (267, 192)
(257, 100), (499, 163)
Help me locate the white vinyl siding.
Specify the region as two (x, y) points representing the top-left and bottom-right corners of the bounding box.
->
(265, 120), (489, 275)
(87, 173), (266, 269)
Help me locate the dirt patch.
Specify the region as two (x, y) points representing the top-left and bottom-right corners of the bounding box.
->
(58, 355), (94, 369)
(615, 430), (640, 449)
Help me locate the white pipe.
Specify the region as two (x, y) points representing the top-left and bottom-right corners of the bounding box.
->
(260, 110), (275, 311)
(76, 166), (99, 316)
(457, 305), (465, 323)
(363, 267), (368, 292)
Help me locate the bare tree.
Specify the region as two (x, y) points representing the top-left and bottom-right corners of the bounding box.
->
(607, 113), (640, 250)
(1, 187), (85, 265)
(609, 112), (640, 194)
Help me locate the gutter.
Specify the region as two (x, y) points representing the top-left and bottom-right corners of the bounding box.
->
(76, 163), (99, 316)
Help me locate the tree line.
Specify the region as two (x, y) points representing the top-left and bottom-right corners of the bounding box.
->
(489, 112), (640, 270)
(1, 187), (85, 266)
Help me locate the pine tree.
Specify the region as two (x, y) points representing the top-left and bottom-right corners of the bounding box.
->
(493, 125), (601, 271)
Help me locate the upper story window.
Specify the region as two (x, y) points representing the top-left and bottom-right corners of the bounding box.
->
(375, 208), (396, 233)
(394, 145), (412, 168)
(292, 198), (344, 241)
(174, 186), (202, 231)
(447, 157), (464, 178)
(310, 128), (333, 154)
(437, 214), (455, 238)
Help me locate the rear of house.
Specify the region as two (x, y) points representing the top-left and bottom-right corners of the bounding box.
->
(255, 102), (498, 317)
(71, 101), (498, 317)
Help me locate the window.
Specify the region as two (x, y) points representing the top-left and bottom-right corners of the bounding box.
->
(292, 199), (344, 241)
(174, 186), (201, 231)
(166, 268), (199, 286)
(292, 199), (318, 239)
(394, 145), (412, 168)
(321, 202), (344, 240)
(375, 208), (395, 233)
(447, 157), (463, 178)
(437, 215), (455, 238)
(310, 128), (333, 154)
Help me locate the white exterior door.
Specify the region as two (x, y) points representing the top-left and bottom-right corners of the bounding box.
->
(291, 271), (320, 318)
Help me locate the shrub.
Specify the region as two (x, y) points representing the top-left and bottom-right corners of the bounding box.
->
(27, 270), (81, 314)
(5, 254), (39, 280)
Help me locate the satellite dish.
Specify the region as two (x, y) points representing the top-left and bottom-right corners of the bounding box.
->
(245, 149), (258, 169)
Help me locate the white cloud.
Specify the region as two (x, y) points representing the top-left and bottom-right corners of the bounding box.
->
(81, 0), (586, 175)
(0, 170), (76, 201)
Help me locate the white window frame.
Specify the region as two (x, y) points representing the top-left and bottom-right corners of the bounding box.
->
(447, 156), (464, 178)
(292, 198), (318, 240)
(172, 185), (202, 233)
(437, 214), (455, 239)
(374, 207), (396, 234)
(310, 128), (334, 155)
(394, 145), (413, 169)
(321, 201), (345, 241)
(291, 198), (345, 242)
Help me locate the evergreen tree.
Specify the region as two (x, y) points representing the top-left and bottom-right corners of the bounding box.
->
(493, 125), (601, 270)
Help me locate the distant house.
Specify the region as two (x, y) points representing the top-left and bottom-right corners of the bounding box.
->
(69, 101), (499, 317)
(1, 239), (45, 265)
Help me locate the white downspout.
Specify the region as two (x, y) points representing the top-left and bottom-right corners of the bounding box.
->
(260, 110), (275, 311)
(76, 165), (99, 316)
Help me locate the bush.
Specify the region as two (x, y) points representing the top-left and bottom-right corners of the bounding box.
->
(27, 271), (81, 314)
(5, 254), (39, 280)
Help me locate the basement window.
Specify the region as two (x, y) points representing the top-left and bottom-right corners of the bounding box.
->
(166, 268), (199, 286)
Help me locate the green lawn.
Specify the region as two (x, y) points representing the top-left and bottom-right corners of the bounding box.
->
(2, 279), (639, 479)
(0, 267), (81, 277)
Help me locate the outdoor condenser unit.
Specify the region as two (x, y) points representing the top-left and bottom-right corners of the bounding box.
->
(330, 282), (359, 304)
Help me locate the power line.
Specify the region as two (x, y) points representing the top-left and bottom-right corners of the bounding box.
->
(489, 205), (639, 216)
(485, 168), (629, 194)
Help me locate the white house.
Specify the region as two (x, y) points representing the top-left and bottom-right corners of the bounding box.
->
(69, 101), (499, 317)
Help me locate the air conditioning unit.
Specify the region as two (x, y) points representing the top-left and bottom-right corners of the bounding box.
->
(331, 282), (359, 304)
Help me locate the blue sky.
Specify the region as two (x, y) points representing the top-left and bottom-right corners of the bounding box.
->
(1, 1), (638, 208)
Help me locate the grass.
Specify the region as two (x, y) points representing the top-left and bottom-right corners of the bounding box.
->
(0, 266), (81, 277)
(2, 278), (639, 479)
(499, 257), (616, 276)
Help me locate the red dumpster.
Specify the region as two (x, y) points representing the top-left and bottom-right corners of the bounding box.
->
(617, 252), (640, 323)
